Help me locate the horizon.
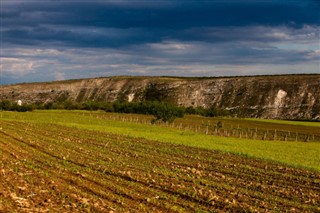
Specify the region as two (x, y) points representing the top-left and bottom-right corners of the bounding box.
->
(3, 73), (320, 86)
(1, 0), (320, 85)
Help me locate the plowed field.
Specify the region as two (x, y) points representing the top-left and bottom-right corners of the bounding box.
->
(0, 116), (319, 212)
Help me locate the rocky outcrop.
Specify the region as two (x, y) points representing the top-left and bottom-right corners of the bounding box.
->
(1, 75), (319, 120)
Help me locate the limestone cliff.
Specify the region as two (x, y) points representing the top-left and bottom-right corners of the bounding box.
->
(1, 75), (319, 120)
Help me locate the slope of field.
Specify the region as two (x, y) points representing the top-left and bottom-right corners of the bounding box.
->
(0, 111), (319, 212)
(2, 110), (319, 171)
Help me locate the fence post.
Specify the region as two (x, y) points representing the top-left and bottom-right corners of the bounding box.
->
(263, 132), (267, 140)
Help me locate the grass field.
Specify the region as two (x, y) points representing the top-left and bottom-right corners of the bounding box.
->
(0, 110), (319, 212)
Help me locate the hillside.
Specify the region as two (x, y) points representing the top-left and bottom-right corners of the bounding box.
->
(1, 74), (320, 120)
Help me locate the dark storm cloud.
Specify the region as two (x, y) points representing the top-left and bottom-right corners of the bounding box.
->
(2, 26), (166, 48)
(1, 0), (319, 84)
(2, 0), (319, 48)
(3, 0), (320, 28)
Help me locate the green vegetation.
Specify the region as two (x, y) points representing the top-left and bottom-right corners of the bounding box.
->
(185, 106), (230, 117)
(245, 118), (320, 127)
(1, 110), (319, 171)
(1, 100), (230, 123)
(0, 100), (34, 112)
(112, 101), (184, 123)
(0, 110), (319, 212)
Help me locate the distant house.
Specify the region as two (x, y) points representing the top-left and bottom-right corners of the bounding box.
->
(17, 100), (22, 106)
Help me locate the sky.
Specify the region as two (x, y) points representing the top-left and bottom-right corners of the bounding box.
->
(1, 0), (320, 84)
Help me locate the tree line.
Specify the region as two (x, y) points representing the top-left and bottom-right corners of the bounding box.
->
(0, 100), (229, 123)
(0, 100), (33, 112)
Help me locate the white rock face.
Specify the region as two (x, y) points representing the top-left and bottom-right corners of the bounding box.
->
(128, 93), (135, 102)
(274, 89), (287, 107)
(1, 75), (319, 120)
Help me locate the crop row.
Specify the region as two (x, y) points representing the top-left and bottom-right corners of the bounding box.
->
(0, 119), (319, 212)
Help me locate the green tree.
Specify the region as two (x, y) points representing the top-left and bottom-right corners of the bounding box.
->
(151, 102), (184, 124)
(0, 100), (12, 111)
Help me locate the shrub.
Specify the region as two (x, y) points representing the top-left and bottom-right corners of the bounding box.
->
(150, 102), (185, 124)
(0, 100), (12, 111)
(0, 100), (33, 112)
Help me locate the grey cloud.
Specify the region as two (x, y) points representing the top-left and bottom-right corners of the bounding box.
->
(2, 1), (319, 50)
(1, 1), (319, 84)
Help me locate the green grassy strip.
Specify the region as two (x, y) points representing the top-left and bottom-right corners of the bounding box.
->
(2, 110), (320, 171)
(245, 118), (320, 127)
(67, 122), (320, 172)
